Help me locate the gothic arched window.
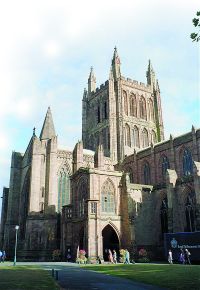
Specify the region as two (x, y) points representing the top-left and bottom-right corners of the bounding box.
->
(125, 124), (131, 147)
(140, 96), (147, 120)
(133, 126), (139, 147)
(143, 162), (151, 185)
(142, 128), (149, 148)
(78, 180), (87, 217)
(185, 194), (195, 232)
(149, 99), (154, 121)
(101, 180), (115, 213)
(162, 156), (170, 178)
(123, 91), (128, 115)
(183, 148), (193, 176)
(130, 94), (137, 117)
(160, 198), (168, 234)
(58, 168), (70, 213)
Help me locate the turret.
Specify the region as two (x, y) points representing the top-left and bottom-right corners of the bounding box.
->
(146, 60), (156, 89)
(88, 67), (96, 95)
(94, 144), (105, 170)
(111, 46), (121, 80)
(73, 141), (83, 172)
(40, 107), (56, 140)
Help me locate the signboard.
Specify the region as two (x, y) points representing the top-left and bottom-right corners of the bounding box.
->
(164, 232), (200, 261)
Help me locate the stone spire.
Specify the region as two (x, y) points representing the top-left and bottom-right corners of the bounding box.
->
(40, 107), (56, 140)
(111, 46), (121, 80)
(146, 59), (156, 88)
(88, 66), (96, 95)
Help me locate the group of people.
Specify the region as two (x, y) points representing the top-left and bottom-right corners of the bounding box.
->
(168, 248), (191, 265)
(106, 249), (131, 264)
(0, 250), (6, 263)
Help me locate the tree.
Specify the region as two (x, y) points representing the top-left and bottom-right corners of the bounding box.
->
(190, 11), (200, 42)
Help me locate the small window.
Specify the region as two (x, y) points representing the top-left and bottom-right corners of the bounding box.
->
(91, 202), (97, 214)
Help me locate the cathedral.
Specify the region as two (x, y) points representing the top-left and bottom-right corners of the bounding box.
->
(0, 48), (200, 261)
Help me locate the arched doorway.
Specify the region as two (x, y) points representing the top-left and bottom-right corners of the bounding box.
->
(102, 224), (119, 261)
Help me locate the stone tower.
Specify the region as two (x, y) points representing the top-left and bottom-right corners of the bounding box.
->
(82, 48), (164, 163)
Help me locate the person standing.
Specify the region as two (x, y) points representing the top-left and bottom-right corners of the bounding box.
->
(124, 249), (130, 264)
(108, 249), (114, 263)
(168, 249), (173, 264)
(113, 250), (117, 264)
(184, 248), (191, 265)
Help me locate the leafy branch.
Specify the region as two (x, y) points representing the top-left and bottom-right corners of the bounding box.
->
(191, 11), (200, 42)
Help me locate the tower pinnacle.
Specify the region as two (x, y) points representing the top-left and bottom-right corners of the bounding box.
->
(88, 66), (96, 94)
(111, 47), (121, 80)
(40, 107), (56, 140)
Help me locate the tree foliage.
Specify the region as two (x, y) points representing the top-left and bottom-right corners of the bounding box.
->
(191, 11), (200, 42)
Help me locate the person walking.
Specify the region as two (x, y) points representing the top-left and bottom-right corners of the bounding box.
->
(179, 249), (185, 265)
(124, 249), (130, 264)
(108, 249), (114, 263)
(113, 250), (117, 264)
(184, 248), (191, 265)
(168, 249), (173, 264)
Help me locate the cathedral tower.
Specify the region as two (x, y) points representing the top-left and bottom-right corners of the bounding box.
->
(82, 49), (165, 163)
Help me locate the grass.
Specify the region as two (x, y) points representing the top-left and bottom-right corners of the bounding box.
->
(83, 263), (200, 290)
(0, 265), (59, 290)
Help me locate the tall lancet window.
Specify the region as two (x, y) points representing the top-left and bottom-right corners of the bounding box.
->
(140, 96), (147, 120)
(143, 162), (151, 185)
(185, 194), (196, 232)
(183, 148), (193, 176)
(123, 91), (128, 115)
(160, 198), (168, 234)
(149, 99), (154, 121)
(101, 179), (115, 213)
(58, 168), (70, 212)
(142, 128), (149, 148)
(130, 94), (137, 117)
(133, 126), (139, 148)
(125, 124), (131, 147)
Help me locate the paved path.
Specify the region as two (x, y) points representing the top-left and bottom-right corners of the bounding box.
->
(2, 262), (167, 290)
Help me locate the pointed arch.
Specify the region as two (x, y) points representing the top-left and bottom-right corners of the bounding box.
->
(182, 148), (193, 176)
(77, 177), (88, 217)
(133, 126), (139, 148)
(130, 93), (137, 117)
(123, 90), (128, 115)
(142, 128), (149, 148)
(143, 161), (151, 185)
(101, 178), (115, 213)
(139, 96), (147, 120)
(149, 99), (154, 121)
(57, 162), (71, 213)
(125, 123), (131, 147)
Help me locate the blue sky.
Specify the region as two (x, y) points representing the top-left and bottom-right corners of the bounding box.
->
(0, 1), (199, 213)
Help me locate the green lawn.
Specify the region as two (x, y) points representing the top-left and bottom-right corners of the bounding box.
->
(0, 265), (59, 290)
(84, 263), (200, 290)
